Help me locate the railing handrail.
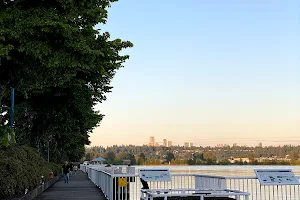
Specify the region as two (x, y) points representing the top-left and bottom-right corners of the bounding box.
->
(82, 165), (300, 200)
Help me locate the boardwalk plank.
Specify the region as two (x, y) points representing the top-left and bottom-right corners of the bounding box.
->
(34, 171), (106, 200)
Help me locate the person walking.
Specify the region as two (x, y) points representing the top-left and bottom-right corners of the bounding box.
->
(73, 164), (78, 176)
(62, 161), (70, 183)
(69, 162), (74, 176)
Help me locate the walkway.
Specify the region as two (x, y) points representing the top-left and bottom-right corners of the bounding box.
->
(34, 171), (106, 200)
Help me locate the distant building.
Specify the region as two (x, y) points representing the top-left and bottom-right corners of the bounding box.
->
(258, 142), (263, 148)
(233, 143), (237, 147)
(163, 139), (167, 147)
(149, 136), (155, 146)
(184, 142), (189, 148)
(184, 142), (193, 148)
(168, 141), (172, 147)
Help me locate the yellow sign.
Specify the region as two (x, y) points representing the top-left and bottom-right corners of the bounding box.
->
(118, 178), (127, 187)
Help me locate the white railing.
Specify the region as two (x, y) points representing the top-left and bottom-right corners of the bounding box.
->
(224, 176), (300, 200)
(140, 188), (250, 200)
(80, 165), (300, 200)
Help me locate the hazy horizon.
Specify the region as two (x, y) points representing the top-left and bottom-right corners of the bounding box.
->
(90, 0), (300, 147)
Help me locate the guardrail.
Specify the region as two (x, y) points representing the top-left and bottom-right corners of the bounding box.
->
(224, 176), (300, 200)
(80, 165), (300, 200)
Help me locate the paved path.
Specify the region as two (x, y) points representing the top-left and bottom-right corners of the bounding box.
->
(34, 171), (106, 200)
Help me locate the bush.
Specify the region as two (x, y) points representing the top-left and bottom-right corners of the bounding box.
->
(46, 162), (61, 176)
(0, 144), (60, 199)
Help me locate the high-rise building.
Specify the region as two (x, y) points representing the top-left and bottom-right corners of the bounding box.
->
(233, 143), (237, 147)
(168, 141), (172, 147)
(163, 139), (167, 147)
(149, 136), (155, 146)
(258, 142), (263, 148)
(184, 142), (189, 148)
(184, 142), (194, 148)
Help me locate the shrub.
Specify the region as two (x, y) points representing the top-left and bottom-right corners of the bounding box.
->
(0, 144), (60, 199)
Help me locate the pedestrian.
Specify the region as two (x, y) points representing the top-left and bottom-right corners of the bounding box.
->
(62, 161), (70, 183)
(73, 164), (78, 175)
(69, 162), (74, 176)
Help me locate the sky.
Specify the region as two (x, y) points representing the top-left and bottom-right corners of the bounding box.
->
(90, 0), (300, 147)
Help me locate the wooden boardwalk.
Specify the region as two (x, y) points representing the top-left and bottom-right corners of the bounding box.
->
(34, 171), (106, 200)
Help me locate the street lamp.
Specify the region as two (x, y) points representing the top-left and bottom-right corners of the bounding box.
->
(1, 88), (25, 144)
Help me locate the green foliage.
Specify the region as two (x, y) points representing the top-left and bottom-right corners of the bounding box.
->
(0, 144), (60, 199)
(0, 126), (9, 147)
(166, 152), (175, 162)
(118, 152), (137, 165)
(88, 144), (300, 166)
(187, 159), (194, 165)
(104, 151), (116, 164)
(85, 153), (91, 161)
(218, 159), (231, 165)
(290, 151), (299, 160)
(0, 0), (132, 162)
(0, 126), (15, 147)
(137, 153), (146, 165)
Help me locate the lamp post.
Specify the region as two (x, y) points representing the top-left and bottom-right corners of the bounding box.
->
(1, 88), (26, 143)
(0, 88), (15, 128)
(0, 88), (15, 144)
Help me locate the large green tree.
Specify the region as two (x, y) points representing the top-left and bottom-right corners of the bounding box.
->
(0, 0), (133, 161)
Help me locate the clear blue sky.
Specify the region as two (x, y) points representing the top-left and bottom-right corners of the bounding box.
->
(91, 0), (300, 147)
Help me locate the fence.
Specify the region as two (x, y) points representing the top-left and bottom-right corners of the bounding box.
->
(80, 165), (300, 200)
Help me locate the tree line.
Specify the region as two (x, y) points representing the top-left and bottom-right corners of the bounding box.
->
(86, 145), (300, 165)
(0, 0), (132, 163)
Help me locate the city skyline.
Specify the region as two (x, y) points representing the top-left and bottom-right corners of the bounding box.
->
(148, 136), (173, 147)
(89, 0), (300, 147)
(88, 134), (300, 148)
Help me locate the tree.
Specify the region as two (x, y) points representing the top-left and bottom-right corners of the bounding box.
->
(248, 152), (256, 162)
(105, 151), (116, 164)
(0, 0), (133, 161)
(85, 153), (91, 161)
(130, 154), (137, 165)
(290, 151), (299, 160)
(203, 151), (216, 164)
(203, 151), (215, 160)
(187, 159), (194, 165)
(139, 152), (146, 160)
(166, 152), (175, 162)
(137, 152), (146, 165)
